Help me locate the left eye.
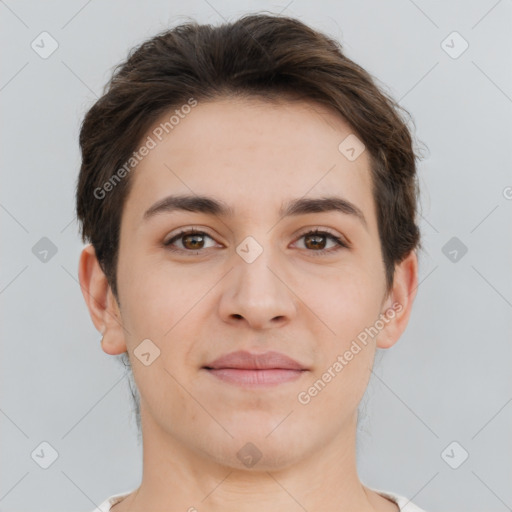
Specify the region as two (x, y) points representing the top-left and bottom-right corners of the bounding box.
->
(163, 229), (348, 255)
(294, 229), (348, 254)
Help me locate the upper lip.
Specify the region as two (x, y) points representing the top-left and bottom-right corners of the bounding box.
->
(204, 350), (306, 371)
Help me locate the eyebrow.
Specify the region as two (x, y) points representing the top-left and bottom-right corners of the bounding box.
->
(143, 194), (367, 229)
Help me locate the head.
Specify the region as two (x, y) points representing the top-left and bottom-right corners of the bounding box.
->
(77, 14), (421, 466)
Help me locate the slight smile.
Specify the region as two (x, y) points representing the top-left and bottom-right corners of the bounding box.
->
(202, 350), (310, 388)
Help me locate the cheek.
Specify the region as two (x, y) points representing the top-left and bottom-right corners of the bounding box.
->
(301, 281), (379, 412)
(130, 354), (195, 433)
(303, 348), (375, 418)
(119, 266), (201, 421)
(319, 272), (383, 343)
(118, 261), (212, 366)
(119, 272), (170, 337)
(309, 275), (381, 392)
(118, 254), (181, 325)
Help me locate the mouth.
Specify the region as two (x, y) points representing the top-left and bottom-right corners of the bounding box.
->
(202, 350), (308, 388)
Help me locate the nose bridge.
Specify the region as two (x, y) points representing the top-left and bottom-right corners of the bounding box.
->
(238, 238), (278, 290)
(219, 233), (297, 327)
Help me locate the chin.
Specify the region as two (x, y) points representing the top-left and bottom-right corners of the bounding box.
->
(204, 426), (310, 472)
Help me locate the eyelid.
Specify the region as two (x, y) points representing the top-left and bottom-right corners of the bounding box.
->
(163, 227), (219, 247)
(163, 226), (351, 253)
(292, 228), (350, 255)
(294, 226), (350, 245)
(163, 224), (218, 241)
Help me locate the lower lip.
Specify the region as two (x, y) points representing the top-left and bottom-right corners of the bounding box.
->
(205, 368), (305, 387)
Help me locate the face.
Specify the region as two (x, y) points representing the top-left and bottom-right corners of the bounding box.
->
(103, 97), (404, 469)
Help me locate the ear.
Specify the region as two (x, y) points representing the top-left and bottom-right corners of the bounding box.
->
(376, 250), (418, 349)
(78, 244), (127, 355)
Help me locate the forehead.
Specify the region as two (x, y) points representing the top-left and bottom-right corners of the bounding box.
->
(123, 97), (376, 230)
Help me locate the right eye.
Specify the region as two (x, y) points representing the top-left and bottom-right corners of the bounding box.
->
(163, 229), (219, 254)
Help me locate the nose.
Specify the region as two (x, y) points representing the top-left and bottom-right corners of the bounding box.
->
(217, 243), (298, 331)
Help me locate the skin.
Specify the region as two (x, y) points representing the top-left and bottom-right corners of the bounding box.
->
(79, 97), (418, 512)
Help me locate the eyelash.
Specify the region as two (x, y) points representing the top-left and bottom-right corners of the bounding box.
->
(163, 228), (349, 256)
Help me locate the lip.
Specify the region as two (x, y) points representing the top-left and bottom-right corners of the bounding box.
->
(204, 350), (306, 370)
(202, 350), (308, 388)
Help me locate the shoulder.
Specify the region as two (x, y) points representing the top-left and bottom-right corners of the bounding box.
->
(373, 487), (428, 512)
(91, 488), (428, 512)
(88, 490), (133, 512)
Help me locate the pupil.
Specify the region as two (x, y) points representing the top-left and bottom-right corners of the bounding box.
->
(185, 234), (203, 249)
(307, 235), (325, 250)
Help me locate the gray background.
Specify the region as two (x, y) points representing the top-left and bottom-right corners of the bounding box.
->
(1, 1), (511, 511)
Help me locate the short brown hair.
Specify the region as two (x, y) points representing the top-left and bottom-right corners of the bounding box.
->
(76, 13), (421, 302)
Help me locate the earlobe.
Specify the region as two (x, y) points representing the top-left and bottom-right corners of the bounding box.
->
(78, 244), (128, 355)
(376, 250), (419, 350)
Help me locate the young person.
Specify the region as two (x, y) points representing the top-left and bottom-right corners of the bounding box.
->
(77, 13), (426, 512)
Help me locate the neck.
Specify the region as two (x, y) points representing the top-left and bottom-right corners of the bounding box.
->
(114, 411), (398, 512)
